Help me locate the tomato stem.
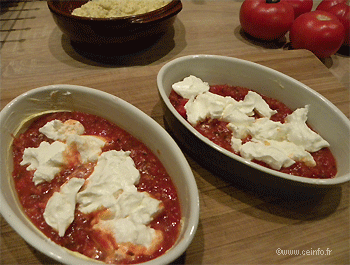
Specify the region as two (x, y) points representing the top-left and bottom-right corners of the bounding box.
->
(316, 14), (332, 21)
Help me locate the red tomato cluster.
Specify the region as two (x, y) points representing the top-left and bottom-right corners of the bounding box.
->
(239, 0), (349, 58)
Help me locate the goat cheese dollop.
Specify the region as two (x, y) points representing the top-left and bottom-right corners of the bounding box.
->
(43, 177), (85, 237)
(21, 119), (164, 250)
(20, 141), (67, 185)
(172, 76), (330, 170)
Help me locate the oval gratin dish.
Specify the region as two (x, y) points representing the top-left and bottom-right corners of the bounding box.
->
(157, 54), (350, 191)
(0, 84), (199, 265)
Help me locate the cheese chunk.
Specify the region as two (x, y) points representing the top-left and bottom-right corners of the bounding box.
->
(77, 150), (140, 214)
(77, 149), (163, 249)
(67, 135), (106, 163)
(185, 92), (230, 125)
(39, 119), (85, 141)
(24, 117), (165, 252)
(239, 139), (316, 170)
(20, 141), (67, 185)
(173, 76), (330, 170)
(112, 191), (163, 225)
(43, 178), (85, 237)
(95, 191), (163, 248)
(284, 106), (330, 152)
(247, 118), (286, 142)
(172, 75), (210, 99)
(243, 91), (277, 118)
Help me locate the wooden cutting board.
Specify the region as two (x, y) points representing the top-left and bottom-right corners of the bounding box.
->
(2, 49), (349, 264)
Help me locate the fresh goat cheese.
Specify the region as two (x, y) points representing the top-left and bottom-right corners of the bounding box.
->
(39, 119), (85, 141)
(77, 150), (140, 214)
(41, 119), (106, 163)
(95, 191), (163, 248)
(29, 119), (163, 248)
(172, 75), (210, 99)
(15, 113), (178, 261)
(241, 91), (277, 118)
(232, 107), (329, 169)
(184, 90), (277, 126)
(173, 75), (330, 170)
(67, 135), (106, 163)
(20, 141), (67, 185)
(21, 119), (106, 185)
(112, 191), (163, 225)
(238, 139), (316, 170)
(246, 118), (286, 142)
(77, 149), (163, 248)
(95, 218), (158, 249)
(185, 92), (230, 125)
(284, 106), (330, 152)
(43, 177), (85, 237)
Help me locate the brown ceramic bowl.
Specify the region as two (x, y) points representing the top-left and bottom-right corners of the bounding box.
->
(47, 0), (182, 46)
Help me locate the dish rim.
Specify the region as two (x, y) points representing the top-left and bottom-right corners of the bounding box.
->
(157, 54), (350, 186)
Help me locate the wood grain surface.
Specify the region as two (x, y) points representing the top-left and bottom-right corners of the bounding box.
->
(1, 1), (349, 264)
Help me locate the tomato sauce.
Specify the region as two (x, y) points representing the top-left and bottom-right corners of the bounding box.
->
(12, 112), (182, 264)
(169, 84), (337, 179)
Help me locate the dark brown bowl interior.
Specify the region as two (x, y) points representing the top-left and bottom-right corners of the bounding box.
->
(47, 0), (182, 45)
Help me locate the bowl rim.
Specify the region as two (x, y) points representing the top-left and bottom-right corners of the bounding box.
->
(157, 54), (350, 186)
(0, 84), (200, 265)
(47, 0), (182, 22)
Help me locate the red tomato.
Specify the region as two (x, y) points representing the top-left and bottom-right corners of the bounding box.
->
(281, 0), (313, 18)
(316, 0), (346, 11)
(239, 0), (295, 41)
(327, 2), (350, 45)
(290, 10), (345, 58)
